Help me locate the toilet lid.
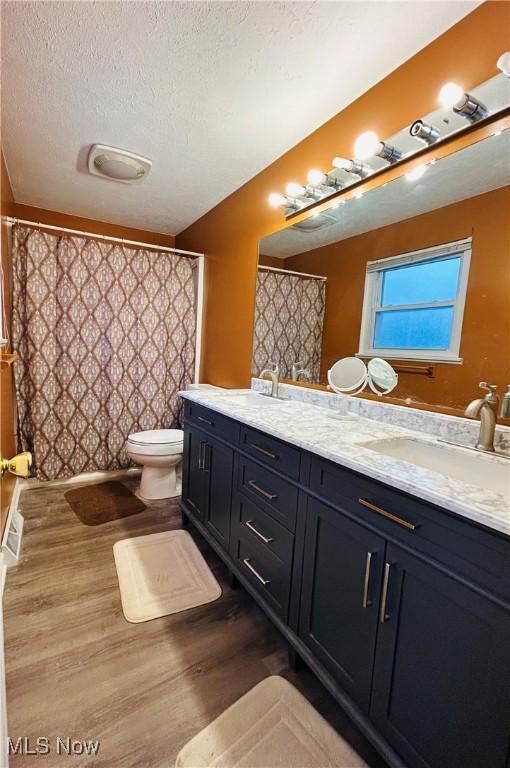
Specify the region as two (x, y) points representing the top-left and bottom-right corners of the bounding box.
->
(128, 429), (183, 446)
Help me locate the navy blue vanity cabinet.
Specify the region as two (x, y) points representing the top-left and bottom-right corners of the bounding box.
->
(299, 496), (386, 712)
(182, 425), (209, 521)
(181, 404), (510, 768)
(182, 423), (234, 549)
(370, 543), (510, 768)
(204, 437), (234, 549)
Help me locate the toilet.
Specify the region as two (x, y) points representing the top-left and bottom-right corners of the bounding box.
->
(126, 429), (184, 500)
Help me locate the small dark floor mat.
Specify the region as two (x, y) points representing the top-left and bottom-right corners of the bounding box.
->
(64, 481), (146, 526)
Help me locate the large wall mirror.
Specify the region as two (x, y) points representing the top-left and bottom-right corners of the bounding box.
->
(253, 128), (510, 412)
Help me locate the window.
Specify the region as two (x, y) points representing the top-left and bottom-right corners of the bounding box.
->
(358, 238), (471, 362)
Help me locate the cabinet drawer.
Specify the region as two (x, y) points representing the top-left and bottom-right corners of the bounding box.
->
(234, 532), (291, 620)
(310, 456), (510, 601)
(235, 495), (294, 566)
(184, 401), (238, 443)
(238, 457), (298, 532)
(239, 426), (300, 480)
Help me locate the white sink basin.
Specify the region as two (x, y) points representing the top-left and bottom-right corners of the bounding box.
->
(363, 437), (510, 499)
(217, 392), (285, 406)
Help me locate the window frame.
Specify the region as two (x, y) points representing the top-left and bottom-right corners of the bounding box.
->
(357, 237), (472, 363)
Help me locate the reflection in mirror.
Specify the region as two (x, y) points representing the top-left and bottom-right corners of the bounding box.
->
(254, 129), (510, 411)
(252, 265), (326, 383)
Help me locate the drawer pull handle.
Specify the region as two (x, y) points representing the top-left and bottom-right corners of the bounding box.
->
(197, 415), (214, 427)
(249, 443), (278, 460)
(358, 498), (416, 531)
(198, 441), (206, 470)
(242, 557), (270, 586)
(362, 551), (373, 608)
(245, 519), (274, 544)
(248, 479), (277, 501)
(380, 562), (392, 624)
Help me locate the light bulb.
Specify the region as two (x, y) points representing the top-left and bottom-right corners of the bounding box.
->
(307, 169), (326, 186)
(405, 164), (428, 181)
(332, 157), (352, 171)
(286, 181), (306, 197)
(497, 52), (510, 77)
(268, 192), (287, 208)
(439, 82), (464, 109)
(354, 131), (381, 160)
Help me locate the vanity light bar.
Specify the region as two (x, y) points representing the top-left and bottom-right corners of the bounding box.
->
(267, 53), (507, 216)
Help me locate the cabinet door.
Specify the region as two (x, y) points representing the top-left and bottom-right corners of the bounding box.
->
(371, 544), (510, 768)
(204, 438), (234, 549)
(182, 426), (208, 521)
(299, 498), (385, 711)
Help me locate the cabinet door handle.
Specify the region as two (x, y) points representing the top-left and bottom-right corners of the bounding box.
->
(248, 443), (278, 460)
(203, 444), (210, 472)
(245, 519), (274, 544)
(358, 498), (416, 531)
(242, 557), (271, 585)
(362, 551), (373, 608)
(197, 415), (214, 427)
(248, 479), (277, 501)
(198, 441), (206, 470)
(379, 562), (392, 624)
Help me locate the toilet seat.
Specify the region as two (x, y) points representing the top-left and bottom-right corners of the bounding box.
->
(127, 429), (183, 456)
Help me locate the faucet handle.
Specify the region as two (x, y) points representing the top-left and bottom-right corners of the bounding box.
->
(480, 382), (499, 403)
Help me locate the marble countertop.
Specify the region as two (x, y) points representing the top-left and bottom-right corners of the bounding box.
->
(180, 389), (510, 538)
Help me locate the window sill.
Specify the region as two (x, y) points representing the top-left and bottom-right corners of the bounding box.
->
(356, 352), (463, 365)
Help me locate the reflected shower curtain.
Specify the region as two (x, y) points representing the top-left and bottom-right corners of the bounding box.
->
(252, 269), (325, 381)
(11, 225), (196, 480)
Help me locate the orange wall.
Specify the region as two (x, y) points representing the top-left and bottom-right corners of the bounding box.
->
(284, 186), (510, 410)
(177, 2), (510, 393)
(0, 151), (16, 535)
(8, 203), (175, 249)
(259, 254), (283, 269)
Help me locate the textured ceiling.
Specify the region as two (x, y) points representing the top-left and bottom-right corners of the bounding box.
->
(1, 1), (480, 235)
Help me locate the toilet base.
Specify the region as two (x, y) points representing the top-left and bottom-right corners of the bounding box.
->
(139, 463), (182, 500)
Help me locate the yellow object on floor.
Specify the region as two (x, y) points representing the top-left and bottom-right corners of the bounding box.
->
(113, 529), (222, 623)
(175, 675), (368, 768)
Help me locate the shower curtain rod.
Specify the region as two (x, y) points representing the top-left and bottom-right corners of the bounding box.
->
(258, 264), (327, 281)
(5, 217), (203, 258)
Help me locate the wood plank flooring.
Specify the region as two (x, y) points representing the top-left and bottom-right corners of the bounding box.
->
(4, 477), (389, 768)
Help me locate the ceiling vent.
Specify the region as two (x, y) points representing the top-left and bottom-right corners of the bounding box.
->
(87, 144), (152, 184)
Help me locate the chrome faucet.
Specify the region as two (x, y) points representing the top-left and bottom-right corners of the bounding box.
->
(260, 364), (280, 398)
(464, 382), (499, 452)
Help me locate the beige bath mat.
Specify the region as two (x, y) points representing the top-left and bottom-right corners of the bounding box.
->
(65, 481), (146, 526)
(113, 530), (222, 623)
(175, 675), (368, 768)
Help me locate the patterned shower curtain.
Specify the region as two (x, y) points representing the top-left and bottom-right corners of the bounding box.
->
(252, 269), (325, 381)
(11, 225), (197, 480)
